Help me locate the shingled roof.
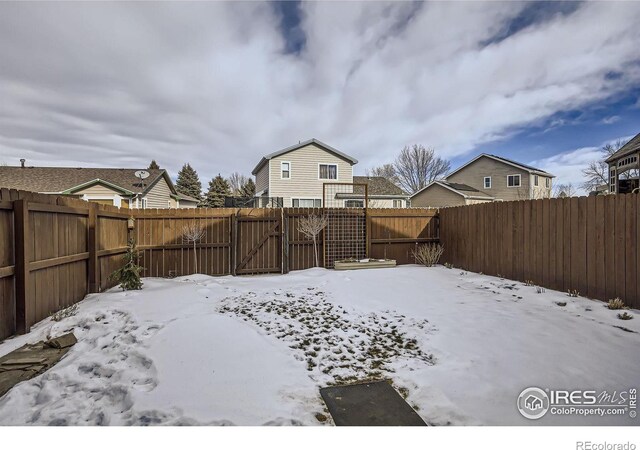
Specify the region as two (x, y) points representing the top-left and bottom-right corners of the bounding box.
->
(352, 176), (407, 196)
(0, 166), (171, 195)
(605, 132), (640, 163)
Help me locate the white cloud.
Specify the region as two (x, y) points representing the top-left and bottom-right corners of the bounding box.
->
(530, 134), (635, 194)
(0, 2), (639, 181)
(602, 115), (621, 125)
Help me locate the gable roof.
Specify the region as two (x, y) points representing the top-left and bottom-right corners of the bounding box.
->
(252, 138), (358, 175)
(447, 153), (554, 179)
(410, 180), (494, 200)
(0, 166), (176, 196)
(352, 176), (407, 197)
(604, 132), (640, 163)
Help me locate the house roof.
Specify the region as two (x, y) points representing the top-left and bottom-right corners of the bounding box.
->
(604, 132), (640, 163)
(410, 180), (494, 200)
(251, 138), (358, 175)
(352, 176), (407, 197)
(447, 153), (555, 179)
(172, 192), (201, 203)
(0, 166), (175, 196)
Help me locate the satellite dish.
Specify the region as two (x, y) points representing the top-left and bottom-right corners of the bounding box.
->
(134, 170), (150, 180)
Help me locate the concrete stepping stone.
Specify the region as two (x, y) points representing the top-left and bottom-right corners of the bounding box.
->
(320, 380), (426, 426)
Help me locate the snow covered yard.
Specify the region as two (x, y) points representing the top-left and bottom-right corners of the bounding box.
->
(0, 266), (638, 426)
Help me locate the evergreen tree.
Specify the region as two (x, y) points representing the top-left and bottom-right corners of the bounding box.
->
(239, 178), (256, 198)
(203, 174), (232, 208)
(109, 238), (144, 290)
(148, 160), (160, 170)
(175, 163), (202, 202)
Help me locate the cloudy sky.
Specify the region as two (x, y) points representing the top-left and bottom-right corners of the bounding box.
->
(1, 1), (640, 192)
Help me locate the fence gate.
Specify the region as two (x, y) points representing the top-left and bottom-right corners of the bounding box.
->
(234, 212), (282, 275)
(323, 183), (368, 268)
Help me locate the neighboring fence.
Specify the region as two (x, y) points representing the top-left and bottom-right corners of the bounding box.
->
(0, 189), (129, 339)
(440, 194), (640, 309)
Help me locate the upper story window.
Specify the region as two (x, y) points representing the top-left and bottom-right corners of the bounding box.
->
(545, 178), (550, 188)
(534, 175), (539, 186)
(281, 162), (290, 179)
(319, 163), (338, 180)
(484, 176), (491, 189)
(393, 199), (403, 208)
(507, 174), (521, 187)
(141, 198), (148, 209)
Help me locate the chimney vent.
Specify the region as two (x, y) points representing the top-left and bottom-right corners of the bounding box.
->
(20, 159), (26, 168)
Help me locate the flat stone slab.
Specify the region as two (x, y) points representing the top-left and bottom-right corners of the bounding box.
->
(320, 380), (427, 426)
(0, 333), (76, 398)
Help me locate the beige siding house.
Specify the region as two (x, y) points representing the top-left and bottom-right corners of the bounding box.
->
(411, 181), (493, 207)
(252, 139), (358, 207)
(0, 164), (199, 209)
(411, 154), (554, 207)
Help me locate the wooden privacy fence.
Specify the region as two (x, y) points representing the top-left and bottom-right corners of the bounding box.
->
(0, 189), (129, 339)
(440, 194), (640, 309)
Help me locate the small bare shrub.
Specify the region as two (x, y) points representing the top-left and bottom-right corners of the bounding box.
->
(617, 312), (633, 320)
(412, 244), (444, 267)
(298, 214), (328, 267)
(567, 289), (580, 297)
(607, 298), (627, 310)
(444, 262), (453, 269)
(51, 303), (79, 322)
(524, 280), (535, 287)
(535, 286), (545, 294)
(182, 221), (206, 274)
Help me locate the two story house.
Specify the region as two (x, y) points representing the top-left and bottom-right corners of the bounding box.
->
(410, 154), (554, 207)
(251, 139), (409, 208)
(0, 163), (200, 208)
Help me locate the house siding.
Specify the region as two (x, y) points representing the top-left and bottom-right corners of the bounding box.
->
(75, 184), (121, 197)
(267, 143), (354, 207)
(411, 184), (467, 208)
(447, 156), (534, 201)
(255, 165), (269, 194)
(144, 177), (174, 209)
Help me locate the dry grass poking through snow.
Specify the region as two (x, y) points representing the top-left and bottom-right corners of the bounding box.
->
(217, 287), (435, 385)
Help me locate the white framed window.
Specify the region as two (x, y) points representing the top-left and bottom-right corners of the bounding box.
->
(141, 198), (148, 209)
(292, 198), (321, 207)
(345, 199), (364, 207)
(545, 178), (550, 188)
(484, 176), (491, 189)
(318, 163), (338, 180)
(534, 175), (539, 186)
(507, 174), (521, 187)
(610, 167), (616, 193)
(281, 161), (290, 179)
(393, 199), (403, 208)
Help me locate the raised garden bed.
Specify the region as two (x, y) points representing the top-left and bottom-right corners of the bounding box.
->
(334, 258), (396, 270)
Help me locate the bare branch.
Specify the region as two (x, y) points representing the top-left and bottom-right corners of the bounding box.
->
(393, 144), (450, 194)
(297, 214), (328, 267)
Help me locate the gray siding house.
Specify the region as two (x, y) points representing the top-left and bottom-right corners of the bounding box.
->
(411, 154), (554, 207)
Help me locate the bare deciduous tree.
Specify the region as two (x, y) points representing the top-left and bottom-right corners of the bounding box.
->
(182, 221), (206, 274)
(393, 144), (450, 194)
(298, 214), (328, 267)
(553, 183), (577, 198)
(227, 172), (250, 196)
(366, 164), (399, 185)
(581, 140), (624, 193)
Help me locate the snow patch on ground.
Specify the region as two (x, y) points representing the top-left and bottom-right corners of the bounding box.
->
(0, 266), (639, 425)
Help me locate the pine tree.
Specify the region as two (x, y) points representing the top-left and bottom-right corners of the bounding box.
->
(176, 163), (202, 202)
(239, 178), (256, 198)
(109, 238), (144, 290)
(148, 160), (160, 170)
(203, 174), (232, 208)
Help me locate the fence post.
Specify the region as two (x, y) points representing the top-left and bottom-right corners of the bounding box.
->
(14, 199), (29, 334)
(282, 208), (288, 274)
(231, 211), (237, 276)
(88, 202), (99, 293)
(365, 208), (372, 258)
